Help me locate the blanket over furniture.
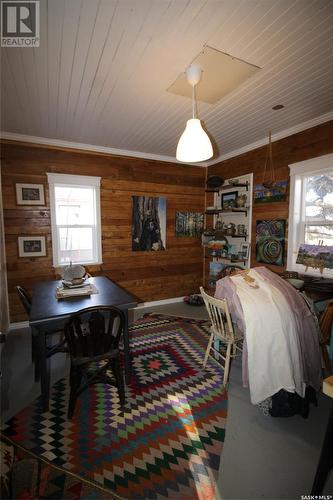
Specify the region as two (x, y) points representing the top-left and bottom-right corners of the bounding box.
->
(215, 267), (322, 405)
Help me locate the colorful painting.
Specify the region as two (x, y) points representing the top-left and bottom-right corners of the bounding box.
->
(175, 212), (203, 237)
(254, 181), (288, 204)
(132, 196), (166, 251)
(296, 243), (333, 272)
(256, 219), (285, 266)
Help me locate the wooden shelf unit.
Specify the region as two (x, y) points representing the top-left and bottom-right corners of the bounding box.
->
(203, 173), (253, 289)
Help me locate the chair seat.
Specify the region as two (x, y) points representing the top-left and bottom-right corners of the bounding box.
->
(210, 325), (243, 343)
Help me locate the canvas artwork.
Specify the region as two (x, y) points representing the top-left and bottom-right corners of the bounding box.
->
(254, 181), (288, 204)
(175, 212), (203, 237)
(296, 243), (333, 273)
(256, 219), (285, 266)
(132, 196), (166, 251)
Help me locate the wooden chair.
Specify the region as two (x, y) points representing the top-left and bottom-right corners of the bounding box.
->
(200, 286), (243, 386)
(319, 301), (333, 375)
(64, 306), (125, 419)
(15, 286), (68, 380)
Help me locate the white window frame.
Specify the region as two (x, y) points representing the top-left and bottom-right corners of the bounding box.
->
(47, 173), (102, 267)
(288, 153), (333, 278)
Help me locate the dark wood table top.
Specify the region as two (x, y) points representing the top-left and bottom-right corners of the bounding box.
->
(30, 276), (137, 325)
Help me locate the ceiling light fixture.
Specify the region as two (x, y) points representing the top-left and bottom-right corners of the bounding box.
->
(262, 130), (276, 189)
(176, 65), (213, 163)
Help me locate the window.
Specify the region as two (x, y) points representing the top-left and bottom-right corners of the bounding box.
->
(288, 154), (333, 277)
(47, 173), (102, 267)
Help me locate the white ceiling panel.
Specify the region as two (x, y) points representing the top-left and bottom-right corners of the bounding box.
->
(1, 0), (333, 164)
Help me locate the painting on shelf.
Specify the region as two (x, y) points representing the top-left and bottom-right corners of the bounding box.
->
(254, 181), (288, 204)
(221, 191), (238, 209)
(132, 196), (166, 251)
(175, 212), (203, 237)
(256, 219), (285, 266)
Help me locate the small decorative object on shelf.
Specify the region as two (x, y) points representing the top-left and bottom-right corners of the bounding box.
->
(225, 223), (236, 236)
(215, 215), (223, 231)
(202, 229), (216, 246)
(237, 224), (246, 236)
(235, 193), (247, 208)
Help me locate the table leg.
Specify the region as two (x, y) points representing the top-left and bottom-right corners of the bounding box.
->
(31, 330), (40, 381)
(123, 310), (132, 385)
(33, 326), (50, 411)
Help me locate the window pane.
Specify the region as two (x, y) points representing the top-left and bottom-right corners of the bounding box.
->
(55, 186), (95, 225)
(58, 227), (94, 264)
(305, 225), (333, 245)
(305, 174), (333, 221)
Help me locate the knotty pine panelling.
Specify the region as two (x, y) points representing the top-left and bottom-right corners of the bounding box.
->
(2, 141), (205, 322)
(207, 120), (333, 276)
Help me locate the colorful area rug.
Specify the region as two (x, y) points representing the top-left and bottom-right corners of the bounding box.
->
(3, 314), (228, 499)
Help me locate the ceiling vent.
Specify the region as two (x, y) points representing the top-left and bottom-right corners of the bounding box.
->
(167, 46), (261, 104)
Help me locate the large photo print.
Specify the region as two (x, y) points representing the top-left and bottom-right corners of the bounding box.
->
(132, 196), (166, 251)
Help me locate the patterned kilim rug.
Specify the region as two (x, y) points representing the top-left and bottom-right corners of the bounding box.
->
(3, 314), (228, 499)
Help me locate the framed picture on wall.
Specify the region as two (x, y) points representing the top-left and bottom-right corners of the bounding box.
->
(16, 183), (45, 205)
(221, 191), (238, 209)
(18, 236), (46, 257)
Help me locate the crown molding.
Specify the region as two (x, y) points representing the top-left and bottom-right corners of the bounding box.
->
(0, 131), (207, 167)
(205, 111), (333, 166)
(2, 109), (332, 168)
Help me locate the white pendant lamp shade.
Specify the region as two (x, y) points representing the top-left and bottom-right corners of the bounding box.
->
(176, 64), (213, 163)
(176, 118), (213, 162)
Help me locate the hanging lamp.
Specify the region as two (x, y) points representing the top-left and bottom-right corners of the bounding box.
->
(262, 130), (276, 188)
(176, 65), (213, 163)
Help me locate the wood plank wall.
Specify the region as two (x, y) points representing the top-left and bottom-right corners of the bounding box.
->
(1, 141), (206, 322)
(206, 120), (333, 277)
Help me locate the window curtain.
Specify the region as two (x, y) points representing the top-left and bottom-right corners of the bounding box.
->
(0, 169), (9, 334)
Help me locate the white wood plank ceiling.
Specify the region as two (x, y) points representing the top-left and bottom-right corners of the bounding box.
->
(1, 0), (333, 164)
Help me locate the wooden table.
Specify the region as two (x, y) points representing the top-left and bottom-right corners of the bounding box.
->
(29, 276), (137, 411)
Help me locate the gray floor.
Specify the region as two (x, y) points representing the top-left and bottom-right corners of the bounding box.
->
(1, 303), (332, 499)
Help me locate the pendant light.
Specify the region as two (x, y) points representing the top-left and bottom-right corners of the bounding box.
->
(262, 130), (276, 189)
(176, 65), (213, 163)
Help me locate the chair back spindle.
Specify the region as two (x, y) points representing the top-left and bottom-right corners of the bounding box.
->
(200, 286), (242, 386)
(16, 286), (32, 315)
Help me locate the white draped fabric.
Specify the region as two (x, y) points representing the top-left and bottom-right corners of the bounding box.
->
(230, 269), (305, 405)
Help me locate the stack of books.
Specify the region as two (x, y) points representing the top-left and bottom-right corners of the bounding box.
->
(55, 282), (97, 299)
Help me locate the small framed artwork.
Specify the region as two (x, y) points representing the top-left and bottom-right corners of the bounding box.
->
(221, 191), (238, 210)
(18, 236), (46, 257)
(239, 242), (250, 259)
(16, 183), (45, 205)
